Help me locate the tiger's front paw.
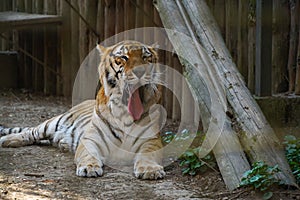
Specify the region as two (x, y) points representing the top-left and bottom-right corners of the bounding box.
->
(134, 160), (165, 180)
(76, 162), (103, 178)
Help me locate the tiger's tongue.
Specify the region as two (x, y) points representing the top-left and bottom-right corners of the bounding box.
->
(128, 89), (144, 121)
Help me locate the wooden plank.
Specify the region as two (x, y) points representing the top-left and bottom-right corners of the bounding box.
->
(70, 0), (80, 85)
(24, 0), (32, 13)
(44, 0), (58, 94)
(55, 0), (62, 95)
(255, 0), (273, 96)
(33, 0), (43, 14)
(272, 0), (290, 93)
(0, 11), (61, 32)
(85, 0), (98, 51)
(32, 0), (44, 92)
(173, 56), (182, 120)
(15, 0), (25, 12)
(225, 0), (238, 62)
(143, 0), (153, 44)
(247, 25), (255, 93)
(104, 0), (116, 44)
(24, 30), (33, 90)
(96, 0), (105, 42)
(164, 44), (174, 119)
(296, 10), (300, 94)
(61, 0), (72, 96)
(237, 0), (248, 81)
(247, 1), (256, 93)
(124, 0), (135, 41)
(135, 0), (143, 41)
(79, 0), (88, 64)
(287, 0), (299, 93)
(116, 0), (125, 41)
(153, 3), (166, 106)
(213, 0), (225, 38)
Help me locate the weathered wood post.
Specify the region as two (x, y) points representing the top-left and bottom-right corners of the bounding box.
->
(255, 0), (272, 96)
(154, 0), (297, 189)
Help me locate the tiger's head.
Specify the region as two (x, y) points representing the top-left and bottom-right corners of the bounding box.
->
(96, 40), (162, 123)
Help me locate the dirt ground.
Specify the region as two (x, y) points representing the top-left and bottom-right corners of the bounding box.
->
(0, 89), (299, 200)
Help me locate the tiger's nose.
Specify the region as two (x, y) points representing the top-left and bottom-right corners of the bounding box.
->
(133, 66), (146, 78)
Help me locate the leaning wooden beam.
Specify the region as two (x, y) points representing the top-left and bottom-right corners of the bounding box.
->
(182, 0), (296, 186)
(154, 0), (250, 190)
(155, 0), (296, 187)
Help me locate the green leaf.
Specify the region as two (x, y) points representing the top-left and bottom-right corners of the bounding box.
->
(263, 192), (273, 200)
(189, 170), (196, 176)
(284, 135), (296, 142)
(240, 180), (249, 186)
(193, 162), (202, 169)
(184, 151), (195, 157)
(250, 175), (262, 183)
(182, 168), (190, 174)
(253, 182), (262, 189)
(242, 170), (253, 178)
(180, 160), (190, 166)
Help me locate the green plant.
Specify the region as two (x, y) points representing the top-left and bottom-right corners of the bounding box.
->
(162, 129), (195, 145)
(240, 161), (281, 200)
(283, 135), (300, 185)
(179, 147), (215, 176)
(162, 130), (216, 176)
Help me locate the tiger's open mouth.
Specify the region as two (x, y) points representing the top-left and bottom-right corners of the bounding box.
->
(128, 87), (144, 121)
(122, 84), (153, 121)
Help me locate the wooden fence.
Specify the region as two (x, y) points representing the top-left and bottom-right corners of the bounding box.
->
(0, 0), (299, 120)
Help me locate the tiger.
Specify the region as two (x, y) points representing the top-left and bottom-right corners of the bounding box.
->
(0, 40), (166, 180)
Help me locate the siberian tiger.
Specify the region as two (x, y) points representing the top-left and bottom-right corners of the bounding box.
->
(0, 40), (166, 180)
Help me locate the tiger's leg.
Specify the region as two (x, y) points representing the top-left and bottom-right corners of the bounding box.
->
(74, 124), (107, 177)
(134, 137), (166, 180)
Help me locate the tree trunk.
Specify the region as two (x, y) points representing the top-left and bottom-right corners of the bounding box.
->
(154, 0), (296, 188)
(154, 0), (250, 190)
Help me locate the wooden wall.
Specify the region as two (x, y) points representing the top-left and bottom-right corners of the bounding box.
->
(0, 0), (299, 120)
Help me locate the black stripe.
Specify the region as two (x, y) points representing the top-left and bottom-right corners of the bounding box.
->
(111, 130), (122, 143)
(31, 129), (37, 142)
(55, 115), (64, 132)
(55, 114), (73, 132)
(43, 121), (51, 138)
(72, 116), (91, 151)
(71, 109), (92, 128)
(75, 130), (84, 151)
(69, 113), (91, 148)
(97, 113), (122, 143)
(92, 122), (109, 151)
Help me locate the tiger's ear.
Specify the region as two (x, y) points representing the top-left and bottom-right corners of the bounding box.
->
(96, 44), (107, 55)
(151, 42), (159, 52)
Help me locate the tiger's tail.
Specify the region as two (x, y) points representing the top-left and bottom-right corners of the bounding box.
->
(0, 100), (94, 151)
(0, 125), (30, 137)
